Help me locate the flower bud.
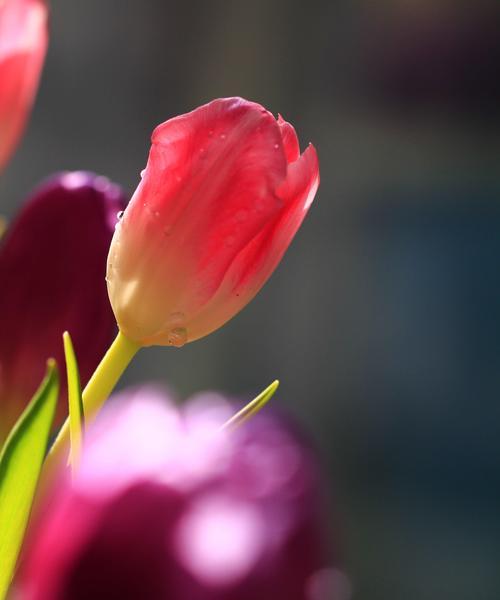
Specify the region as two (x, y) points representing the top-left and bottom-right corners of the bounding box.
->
(0, 172), (126, 440)
(107, 97), (319, 346)
(0, 0), (48, 170)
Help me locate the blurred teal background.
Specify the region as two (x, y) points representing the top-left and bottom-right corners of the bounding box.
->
(2, 1), (500, 598)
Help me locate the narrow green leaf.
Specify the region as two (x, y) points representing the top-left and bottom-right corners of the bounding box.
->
(63, 331), (83, 475)
(0, 360), (59, 600)
(220, 380), (279, 432)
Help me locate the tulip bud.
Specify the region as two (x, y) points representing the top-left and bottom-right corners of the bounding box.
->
(107, 97), (319, 347)
(0, 0), (48, 170)
(0, 172), (127, 441)
(18, 388), (338, 600)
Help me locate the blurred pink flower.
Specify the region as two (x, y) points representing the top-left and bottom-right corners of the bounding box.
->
(0, 0), (48, 171)
(19, 388), (340, 599)
(0, 172), (126, 440)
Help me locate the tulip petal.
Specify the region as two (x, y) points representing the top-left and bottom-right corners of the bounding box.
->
(0, 172), (126, 441)
(232, 143), (320, 290)
(187, 144), (319, 341)
(277, 114), (300, 164)
(0, 0), (48, 170)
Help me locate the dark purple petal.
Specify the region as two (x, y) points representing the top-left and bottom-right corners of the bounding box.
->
(0, 172), (127, 440)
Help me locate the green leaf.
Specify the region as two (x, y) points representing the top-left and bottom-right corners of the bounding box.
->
(220, 379), (279, 432)
(63, 331), (84, 475)
(0, 360), (59, 600)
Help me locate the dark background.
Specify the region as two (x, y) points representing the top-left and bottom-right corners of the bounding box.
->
(2, 1), (500, 598)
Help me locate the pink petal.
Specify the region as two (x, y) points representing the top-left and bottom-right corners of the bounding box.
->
(187, 144), (319, 341)
(277, 114), (300, 164)
(0, 0), (48, 170)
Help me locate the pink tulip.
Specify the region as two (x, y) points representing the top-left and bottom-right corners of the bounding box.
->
(0, 0), (48, 170)
(107, 97), (319, 347)
(0, 172), (126, 440)
(18, 388), (339, 599)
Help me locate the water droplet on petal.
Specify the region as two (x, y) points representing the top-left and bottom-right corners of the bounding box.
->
(274, 143), (279, 150)
(220, 133), (226, 140)
(168, 312), (185, 326)
(140, 169), (146, 179)
(154, 211), (160, 217)
(168, 327), (187, 347)
(117, 211), (124, 220)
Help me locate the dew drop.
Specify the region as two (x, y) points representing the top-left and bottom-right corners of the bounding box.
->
(163, 225), (173, 236)
(208, 129), (214, 137)
(220, 133), (226, 140)
(274, 143), (279, 150)
(154, 211), (160, 217)
(140, 169), (146, 179)
(117, 211), (124, 220)
(168, 327), (187, 347)
(168, 311), (185, 326)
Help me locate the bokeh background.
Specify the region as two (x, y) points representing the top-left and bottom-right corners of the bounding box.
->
(2, 1), (500, 598)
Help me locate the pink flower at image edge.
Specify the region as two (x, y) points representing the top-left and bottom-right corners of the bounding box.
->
(0, 0), (48, 170)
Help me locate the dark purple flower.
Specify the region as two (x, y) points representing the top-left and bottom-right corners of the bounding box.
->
(0, 172), (127, 440)
(18, 388), (342, 600)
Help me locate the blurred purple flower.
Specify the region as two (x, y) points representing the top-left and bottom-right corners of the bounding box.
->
(0, 172), (126, 440)
(18, 387), (343, 600)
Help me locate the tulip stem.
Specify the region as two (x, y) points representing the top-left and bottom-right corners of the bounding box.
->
(45, 331), (140, 471)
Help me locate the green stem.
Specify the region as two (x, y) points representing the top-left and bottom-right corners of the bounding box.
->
(46, 331), (139, 470)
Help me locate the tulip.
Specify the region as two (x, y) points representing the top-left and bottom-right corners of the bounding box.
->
(19, 388), (337, 600)
(107, 97), (319, 347)
(0, 0), (48, 171)
(47, 98), (318, 468)
(0, 172), (126, 441)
